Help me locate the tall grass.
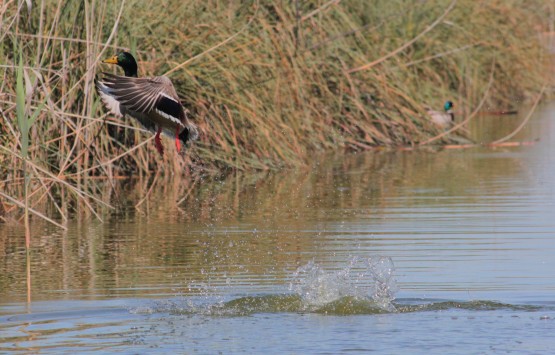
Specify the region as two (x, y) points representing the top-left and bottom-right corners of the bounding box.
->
(0, 0), (552, 222)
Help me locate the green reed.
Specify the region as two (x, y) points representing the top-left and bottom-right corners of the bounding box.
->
(15, 50), (31, 247)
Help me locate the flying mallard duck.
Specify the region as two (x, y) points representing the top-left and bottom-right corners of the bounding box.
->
(427, 100), (454, 128)
(96, 52), (198, 156)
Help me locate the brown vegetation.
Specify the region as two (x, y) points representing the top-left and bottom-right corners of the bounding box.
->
(0, 0), (552, 225)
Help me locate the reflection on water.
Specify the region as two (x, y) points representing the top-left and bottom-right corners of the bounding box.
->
(1, 103), (555, 353)
(1, 106), (553, 301)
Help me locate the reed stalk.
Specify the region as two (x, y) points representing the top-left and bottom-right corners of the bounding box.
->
(15, 50), (31, 247)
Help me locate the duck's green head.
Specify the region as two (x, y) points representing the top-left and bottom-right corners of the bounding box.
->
(102, 52), (138, 77)
(444, 101), (454, 112)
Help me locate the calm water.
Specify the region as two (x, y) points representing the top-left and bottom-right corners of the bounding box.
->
(1, 103), (555, 353)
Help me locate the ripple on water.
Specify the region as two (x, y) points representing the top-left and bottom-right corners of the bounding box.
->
(127, 258), (547, 317)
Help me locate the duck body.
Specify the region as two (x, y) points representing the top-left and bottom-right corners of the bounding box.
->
(427, 100), (454, 128)
(96, 52), (198, 156)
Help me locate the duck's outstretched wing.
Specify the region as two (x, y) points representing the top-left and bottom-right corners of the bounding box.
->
(96, 73), (185, 124)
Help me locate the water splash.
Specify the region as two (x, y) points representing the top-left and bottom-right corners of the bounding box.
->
(289, 256), (398, 312)
(132, 256), (399, 316)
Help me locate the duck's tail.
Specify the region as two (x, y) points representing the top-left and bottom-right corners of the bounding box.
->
(178, 111), (199, 145)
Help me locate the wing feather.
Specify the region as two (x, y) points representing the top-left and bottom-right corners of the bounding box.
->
(97, 74), (182, 116)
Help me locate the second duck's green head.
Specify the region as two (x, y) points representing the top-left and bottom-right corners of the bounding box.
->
(444, 101), (454, 112)
(102, 52), (138, 77)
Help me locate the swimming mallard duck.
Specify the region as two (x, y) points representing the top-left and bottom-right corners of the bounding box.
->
(96, 52), (198, 156)
(427, 101), (454, 128)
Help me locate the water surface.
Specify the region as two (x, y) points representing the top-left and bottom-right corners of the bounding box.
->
(1, 103), (555, 353)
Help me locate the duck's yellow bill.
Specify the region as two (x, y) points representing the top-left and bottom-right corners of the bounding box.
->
(102, 56), (119, 64)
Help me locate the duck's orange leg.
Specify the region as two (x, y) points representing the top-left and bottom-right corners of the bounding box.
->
(175, 126), (181, 152)
(155, 127), (164, 156)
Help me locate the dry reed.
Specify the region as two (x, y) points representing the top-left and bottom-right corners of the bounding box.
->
(0, 0), (552, 224)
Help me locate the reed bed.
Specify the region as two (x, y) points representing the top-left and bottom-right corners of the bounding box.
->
(0, 0), (552, 225)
